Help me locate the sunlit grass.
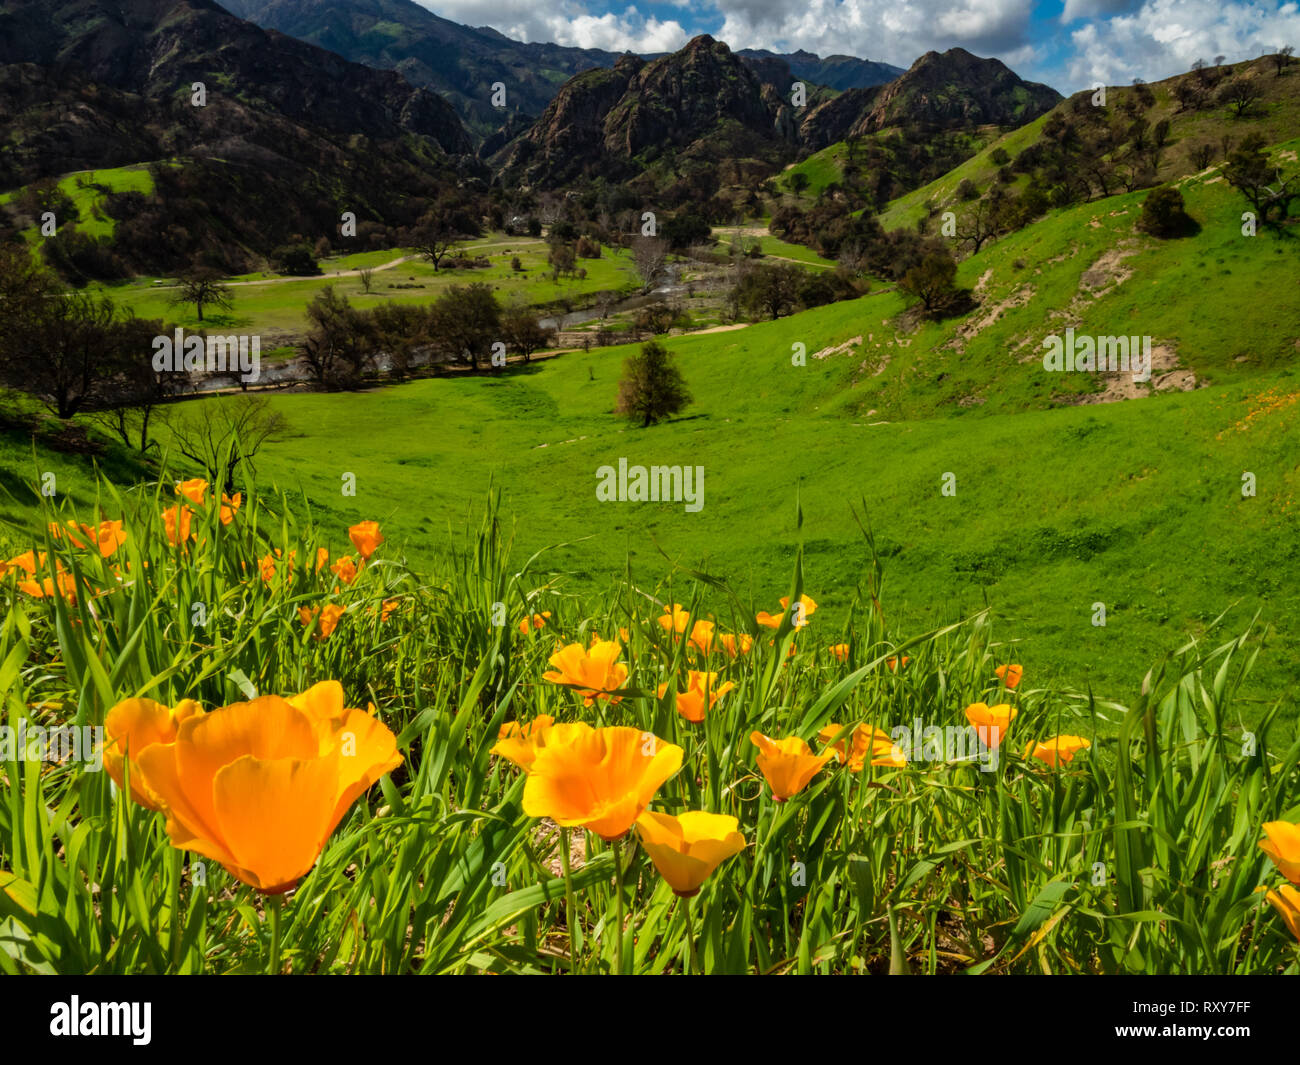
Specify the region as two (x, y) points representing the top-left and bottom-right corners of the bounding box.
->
(0, 465), (1296, 974)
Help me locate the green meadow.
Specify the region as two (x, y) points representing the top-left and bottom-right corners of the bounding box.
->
(2, 141), (1296, 733)
(92, 237), (640, 339)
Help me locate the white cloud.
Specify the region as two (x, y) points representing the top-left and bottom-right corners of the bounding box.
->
(1064, 0), (1300, 90)
(712, 0), (1037, 66)
(417, 1), (688, 52)
(415, 0), (1299, 93)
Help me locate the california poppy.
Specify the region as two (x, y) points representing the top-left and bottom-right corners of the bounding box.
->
(657, 671), (734, 724)
(349, 521), (384, 560)
(886, 656), (910, 672)
(175, 478), (209, 506)
(829, 643), (849, 662)
(688, 620), (715, 654)
(522, 726), (683, 840)
(132, 683), (401, 894)
(657, 603), (691, 636)
(965, 702), (1017, 749)
(102, 697), (204, 810)
(1265, 884), (1300, 941)
(995, 663), (1024, 690)
(635, 810), (746, 897)
(750, 731), (832, 802)
(161, 505), (193, 546)
(299, 603), (345, 639)
(1026, 734), (1091, 767)
(330, 556), (360, 584)
(518, 611), (551, 633)
(543, 640), (628, 705)
(219, 493), (242, 525)
(818, 722), (906, 770)
(51, 519), (127, 558)
(491, 717), (596, 770)
(1260, 821), (1300, 885)
(718, 633), (753, 658)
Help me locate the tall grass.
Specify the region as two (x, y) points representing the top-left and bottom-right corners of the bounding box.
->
(0, 468), (1296, 974)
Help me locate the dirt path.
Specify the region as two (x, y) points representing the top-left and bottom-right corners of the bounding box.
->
(159, 239), (546, 291)
(222, 254), (417, 287)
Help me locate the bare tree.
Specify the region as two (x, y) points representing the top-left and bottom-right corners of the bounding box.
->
(358, 267), (374, 294)
(956, 198), (1001, 254)
(170, 395), (289, 492)
(631, 235), (668, 293)
(1270, 45), (1295, 77)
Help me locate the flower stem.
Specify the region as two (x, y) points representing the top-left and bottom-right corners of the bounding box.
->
(682, 896), (701, 975)
(267, 893), (283, 975)
(612, 836), (625, 975)
(168, 848), (184, 972)
(560, 827), (579, 974)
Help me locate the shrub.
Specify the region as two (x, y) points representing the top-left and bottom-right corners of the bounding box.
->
(1137, 185), (1194, 237)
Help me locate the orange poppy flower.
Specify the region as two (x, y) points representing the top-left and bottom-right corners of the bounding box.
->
(635, 810), (746, 897)
(750, 731), (832, 802)
(4, 550), (41, 577)
(161, 505), (193, 546)
(887, 656), (910, 672)
(219, 493), (242, 525)
(829, 643), (849, 662)
(542, 640), (628, 705)
(491, 717), (595, 770)
(17, 568), (78, 603)
(965, 702), (1017, 749)
(688, 620), (715, 654)
(657, 603), (691, 636)
(995, 663), (1023, 690)
(348, 521), (384, 560)
(1265, 884), (1300, 942)
(102, 697), (205, 810)
(299, 603), (345, 639)
(175, 478), (209, 506)
(1260, 821), (1300, 885)
(522, 726), (683, 840)
(50, 520), (127, 558)
(314, 547), (330, 572)
(133, 683), (401, 893)
(818, 722), (906, 770)
(330, 556), (360, 584)
(757, 594), (817, 630)
(380, 598), (400, 622)
(518, 611), (551, 633)
(657, 671), (735, 724)
(718, 633), (753, 658)
(1025, 734), (1091, 767)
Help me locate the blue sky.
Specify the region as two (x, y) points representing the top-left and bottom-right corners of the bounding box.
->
(420, 0), (1300, 92)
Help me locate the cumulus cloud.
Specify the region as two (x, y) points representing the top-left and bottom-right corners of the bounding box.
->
(1063, 0), (1300, 90)
(415, 0), (1299, 92)
(1060, 0), (1144, 22)
(416, 0), (689, 52)
(712, 0), (1037, 66)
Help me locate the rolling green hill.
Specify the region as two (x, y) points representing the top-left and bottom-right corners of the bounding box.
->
(4, 144), (1296, 723)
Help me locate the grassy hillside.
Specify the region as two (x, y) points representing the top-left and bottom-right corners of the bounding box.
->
(3, 80), (1296, 732)
(856, 57), (1300, 229)
(0, 164), (155, 242)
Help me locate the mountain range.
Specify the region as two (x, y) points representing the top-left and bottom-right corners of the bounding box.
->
(216, 0), (907, 141)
